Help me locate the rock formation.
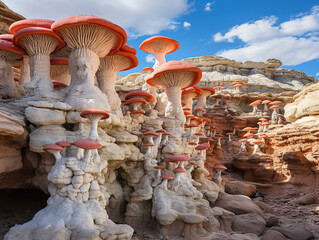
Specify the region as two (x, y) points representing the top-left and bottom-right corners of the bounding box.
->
(0, 6), (318, 240)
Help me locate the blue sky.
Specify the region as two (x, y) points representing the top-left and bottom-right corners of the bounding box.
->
(4, 0), (319, 78)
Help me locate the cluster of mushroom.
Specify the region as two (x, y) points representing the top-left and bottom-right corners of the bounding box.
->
(249, 99), (283, 120)
(1, 15), (140, 115)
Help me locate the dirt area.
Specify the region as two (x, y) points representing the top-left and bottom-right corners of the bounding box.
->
(0, 189), (49, 239)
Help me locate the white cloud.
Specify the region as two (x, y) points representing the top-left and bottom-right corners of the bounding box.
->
(2, 0), (190, 38)
(183, 21), (191, 29)
(145, 54), (155, 63)
(213, 5), (319, 66)
(316, 72), (319, 76)
(204, 2), (214, 12)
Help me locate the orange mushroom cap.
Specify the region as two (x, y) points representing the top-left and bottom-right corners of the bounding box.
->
(154, 165), (165, 170)
(164, 154), (189, 162)
(10, 19), (55, 34)
(214, 164), (227, 170)
(13, 27), (66, 53)
(144, 131), (159, 136)
(243, 133), (255, 138)
(173, 167), (186, 173)
(139, 35), (179, 54)
(80, 109), (109, 119)
(120, 43), (136, 54)
(238, 139), (248, 142)
(145, 142), (154, 147)
(43, 144), (64, 151)
(262, 100), (272, 104)
(124, 90), (154, 102)
(201, 86), (215, 95)
(270, 101), (283, 105)
(73, 139), (102, 149)
(50, 57), (68, 65)
(51, 15), (127, 56)
(253, 139), (263, 144)
(0, 39), (26, 55)
(161, 175), (173, 180)
(124, 97), (147, 105)
(269, 105), (279, 109)
(249, 100), (262, 106)
(145, 60), (202, 89)
(56, 141), (71, 147)
(0, 34), (14, 42)
(195, 143), (210, 150)
(131, 110), (145, 115)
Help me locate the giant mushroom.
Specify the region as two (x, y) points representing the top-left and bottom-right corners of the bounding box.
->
(96, 44), (138, 111)
(181, 86), (203, 113)
(0, 39), (26, 98)
(194, 86), (215, 109)
(50, 57), (70, 86)
(139, 35), (179, 69)
(80, 109), (110, 140)
(13, 24), (66, 99)
(145, 60), (202, 124)
(52, 15), (127, 111)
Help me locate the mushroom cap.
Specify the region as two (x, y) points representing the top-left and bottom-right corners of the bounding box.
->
(182, 86), (202, 97)
(140, 129), (148, 132)
(50, 57), (68, 65)
(233, 83), (244, 87)
(173, 167), (186, 173)
(269, 101), (283, 105)
(261, 122), (270, 125)
(243, 133), (255, 138)
(145, 142), (154, 147)
(183, 107), (191, 111)
(51, 15), (127, 56)
(226, 133), (232, 135)
(202, 118), (211, 123)
(124, 97), (147, 105)
(242, 127), (256, 131)
(156, 129), (166, 133)
(161, 175), (173, 180)
(205, 137), (215, 142)
(10, 18), (55, 34)
(0, 34), (14, 42)
(73, 139), (102, 149)
(201, 86), (215, 95)
(181, 101), (186, 106)
(124, 90), (154, 102)
(0, 39), (26, 55)
(249, 100), (262, 106)
(195, 132), (203, 136)
(56, 141), (71, 147)
(262, 100), (272, 104)
(131, 110), (145, 115)
(186, 123), (199, 128)
(214, 164), (227, 170)
(164, 154), (189, 162)
(253, 139), (263, 144)
(184, 111), (191, 116)
(145, 60), (202, 89)
(139, 35), (179, 54)
(195, 143), (210, 150)
(189, 161), (197, 166)
(163, 132), (171, 136)
(154, 165), (165, 170)
(231, 81), (242, 85)
(203, 113), (211, 118)
(269, 105), (279, 109)
(120, 43), (136, 54)
(111, 49), (138, 71)
(80, 109), (110, 119)
(13, 27), (66, 53)
(189, 142), (197, 145)
(195, 108), (206, 112)
(215, 134), (223, 137)
(144, 131), (159, 136)
(52, 81), (68, 88)
(238, 139), (248, 142)
(143, 67), (154, 72)
(43, 144), (64, 151)
(14, 77), (19, 82)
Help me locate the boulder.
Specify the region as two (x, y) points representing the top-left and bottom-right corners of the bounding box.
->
(228, 233), (260, 240)
(215, 192), (264, 216)
(263, 229), (287, 240)
(25, 107), (66, 126)
(232, 213), (266, 236)
(225, 181), (256, 196)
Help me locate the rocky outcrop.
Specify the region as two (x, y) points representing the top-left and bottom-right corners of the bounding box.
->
(117, 56), (316, 93)
(0, 1), (24, 34)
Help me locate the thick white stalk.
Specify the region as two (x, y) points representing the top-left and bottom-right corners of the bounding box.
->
(96, 64), (121, 111)
(252, 144), (260, 154)
(154, 52), (166, 66)
(165, 86), (185, 123)
(19, 56), (31, 86)
(214, 169), (222, 185)
(170, 172), (182, 185)
(89, 118), (99, 141)
(29, 54), (55, 98)
(217, 137), (221, 147)
(159, 179), (168, 190)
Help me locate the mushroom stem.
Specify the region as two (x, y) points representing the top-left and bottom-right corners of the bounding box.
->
(213, 169), (222, 185)
(252, 144), (261, 154)
(194, 94), (207, 109)
(251, 105), (258, 115)
(165, 86), (185, 123)
(145, 145), (152, 159)
(271, 109), (278, 124)
(0, 59), (18, 98)
(156, 169), (162, 178)
(161, 135), (168, 145)
(217, 137), (222, 148)
(228, 135), (231, 141)
(96, 60), (121, 111)
(171, 172), (182, 185)
(263, 104), (268, 112)
(47, 149), (63, 162)
(153, 51), (166, 68)
(159, 178), (168, 190)
(239, 142), (246, 153)
(19, 56), (30, 86)
(89, 118), (99, 141)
